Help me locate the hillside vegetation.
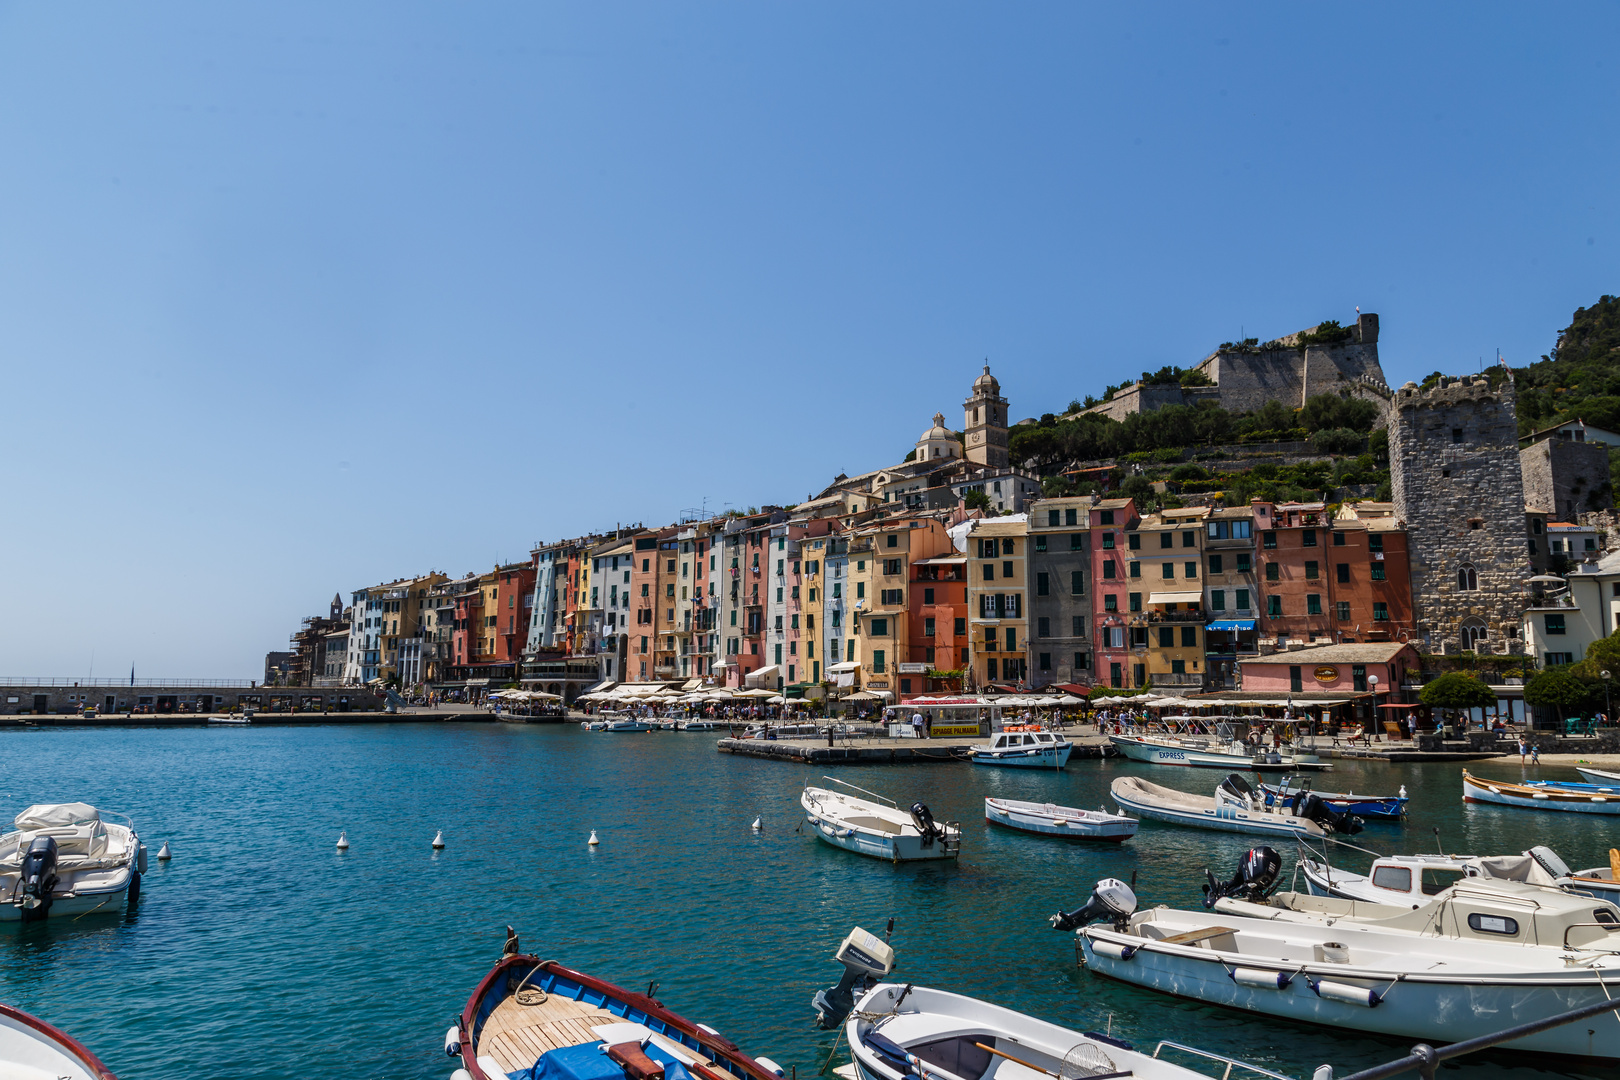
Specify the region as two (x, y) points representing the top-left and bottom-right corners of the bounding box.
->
(1514, 294), (1620, 435)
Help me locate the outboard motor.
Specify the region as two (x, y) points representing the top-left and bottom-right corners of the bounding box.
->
(20, 835), (59, 920)
(1289, 792), (1364, 835)
(1216, 772), (1257, 809)
(1050, 878), (1137, 932)
(1202, 846), (1282, 908)
(812, 923), (895, 1029)
(909, 803), (943, 848)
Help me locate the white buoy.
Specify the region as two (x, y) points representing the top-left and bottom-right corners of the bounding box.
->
(336, 830), (350, 850)
(156, 841), (172, 861)
(588, 830), (600, 846)
(432, 830), (445, 849)
(751, 817), (761, 831)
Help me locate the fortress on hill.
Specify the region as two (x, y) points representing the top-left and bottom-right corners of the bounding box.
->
(1082, 311), (1387, 420)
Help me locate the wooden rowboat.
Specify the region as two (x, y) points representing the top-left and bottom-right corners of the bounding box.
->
(1462, 770), (1620, 815)
(0, 1001), (118, 1080)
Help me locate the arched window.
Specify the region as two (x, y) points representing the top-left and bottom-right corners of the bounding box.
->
(1458, 564), (1478, 591)
(1460, 618), (1487, 652)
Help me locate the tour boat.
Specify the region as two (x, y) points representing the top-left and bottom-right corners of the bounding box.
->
(1462, 770), (1620, 814)
(1109, 733), (1329, 771)
(983, 798), (1137, 842)
(844, 981), (1276, 1080)
(0, 1001), (118, 1079)
(1258, 775), (1406, 820)
(1577, 766), (1620, 785)
(801, 779), (960, 862)
(0, 803), (144, 922)
(448, 940), (784, 1080)
(968, 730), (1072, 768)
(1064, 876), (1620, 1061)
(1108, 775), (1344, 839)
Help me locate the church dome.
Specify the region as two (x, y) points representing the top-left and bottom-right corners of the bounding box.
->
(973, 364), (999, 395)
(919, 412), (951, 443)
(915, 411), (962, 462)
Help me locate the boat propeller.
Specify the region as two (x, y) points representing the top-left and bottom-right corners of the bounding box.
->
(1202, 846), (1282, 908)
(812, 921), (896, 1029)
(1050, 878), (1137, 932)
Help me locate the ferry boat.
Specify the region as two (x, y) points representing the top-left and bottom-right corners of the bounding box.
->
(984, 798), (1137, 842)
(0, 803), (144, 922)
(1462, 770), (1620, 814)
(448, 934), (784, 1080)
(968, 729), (1073, 768)
(0, 1001), (119, 1079)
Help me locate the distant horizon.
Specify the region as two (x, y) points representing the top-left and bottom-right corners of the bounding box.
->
(3, 3), (1615, 678)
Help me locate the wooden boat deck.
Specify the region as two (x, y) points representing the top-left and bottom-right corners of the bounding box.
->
(480, 991), (621, 1075)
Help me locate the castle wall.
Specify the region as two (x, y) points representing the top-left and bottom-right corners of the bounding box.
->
(1388, 374), (1528, 654)
(1520, 438), (1613, 519)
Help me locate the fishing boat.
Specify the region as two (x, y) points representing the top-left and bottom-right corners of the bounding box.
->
(0, 1001), (118, 1079)
(447, 934), (785, 1080)
(801, 778), (960, 862)
(968, 730), (1073, 768)
(1578, 765), (1620, 785)
(1109, 774), (1360, 839)
(983, 798), (1137, 842)
(1258, 775), (1406, 820)
(1109, 730), (1328, 772)
(1060, 874), (1620, 1061)
(0, 803), (144, 922)
(1462, 770), (1620, 814)
(844, 981), (1280, 1080)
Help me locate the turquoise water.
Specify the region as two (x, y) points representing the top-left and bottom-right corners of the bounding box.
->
(0, 724), (1607, 1080)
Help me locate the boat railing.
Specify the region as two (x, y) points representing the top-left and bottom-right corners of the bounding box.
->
(820, 775), (897, 808)
(1320, 993), (1620, 1080)
(1150, 1040), (1294, 1080)
(1561, 921), (1620, 951)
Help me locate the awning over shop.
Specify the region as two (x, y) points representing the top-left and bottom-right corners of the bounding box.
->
(827, 661), (862, 674)
(1147, 591), (1203, 605)
(744, 665), (781, 688)
(1206, 619), (1257, 631)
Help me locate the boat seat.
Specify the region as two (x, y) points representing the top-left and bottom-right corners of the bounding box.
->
(1148, 926), (1238, 949)
(28, 825), (103, 857)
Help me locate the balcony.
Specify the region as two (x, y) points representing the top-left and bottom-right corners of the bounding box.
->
(1152, 672), (1206, 688)
(1135, 609), (1206, 624)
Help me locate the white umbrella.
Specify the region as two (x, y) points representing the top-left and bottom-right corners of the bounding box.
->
(1057, 695), (1085, 706)
(767, 695), (786, 705)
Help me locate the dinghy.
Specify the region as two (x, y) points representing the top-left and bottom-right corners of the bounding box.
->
(801, 778), (960, 862)
(448, 935), (784, 1080)
(1109, 774), (1362, 839)
(1462, 770), (1620, 814)
(0, 1001), (118, 1079)
(983, 799), (1137, 842)
(1058, 874), (1620, 1062)
(0, 803), (144, 922)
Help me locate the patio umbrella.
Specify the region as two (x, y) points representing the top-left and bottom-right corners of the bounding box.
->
(1056, 695), (1085, 706)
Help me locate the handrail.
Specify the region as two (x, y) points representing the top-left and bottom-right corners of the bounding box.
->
(1151, 1040), (1294, 1080)
(819, 775), (897, 808)
(1563, 921), (1620, 952)
(1322, 993), (1620, 1080)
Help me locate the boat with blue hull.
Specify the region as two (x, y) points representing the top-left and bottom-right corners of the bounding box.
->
(450, 945), (785, 1080)
(1258, 775), (1407, 820)
(1463, 771), (1620, 814)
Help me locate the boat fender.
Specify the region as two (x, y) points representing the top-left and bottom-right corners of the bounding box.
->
(126, 870), (141, 906)
(445, 1025), (462, 1057)
(450, 1071), (474, 1080)
(1309, 978), (1381, 1007)
(137, 844), (148, 874)
(754, 1057), (786, 1077)
(1089, 939), (1137, 961)
(1230, 967), (1291, 990)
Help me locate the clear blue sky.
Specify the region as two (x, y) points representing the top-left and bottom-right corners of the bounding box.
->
(3, 4), (1615, 678)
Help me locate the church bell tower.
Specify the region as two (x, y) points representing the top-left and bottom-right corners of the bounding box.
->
(963, 364), (1009, 468)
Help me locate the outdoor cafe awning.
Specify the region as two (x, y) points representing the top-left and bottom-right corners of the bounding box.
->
(1147, 591), (1203, 605)
(1206, 619), (1257, 631)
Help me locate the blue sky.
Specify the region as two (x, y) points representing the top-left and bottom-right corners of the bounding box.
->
(2, 3), (1616, 678)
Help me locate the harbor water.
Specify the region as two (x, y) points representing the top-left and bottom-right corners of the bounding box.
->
(0, 723), (1608, 1080)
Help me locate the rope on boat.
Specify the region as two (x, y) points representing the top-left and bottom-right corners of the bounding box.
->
(513, 960), (561, 1006)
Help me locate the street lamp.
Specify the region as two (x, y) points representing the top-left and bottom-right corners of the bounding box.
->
(1366, 674), (1379, 732)
(1603, 670), (1612, 722)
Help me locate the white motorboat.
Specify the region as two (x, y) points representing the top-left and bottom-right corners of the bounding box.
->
(1063, 875), (1620, 1061)
(1298, 851), (1558, 907)
(207, 714), (251, 725)
(969, 730), (1072, 768)
(845, 981), (1282, 1080)
(602, 718), (653, 732)
(1109, 726), (1329, 772)
(1109, 774), (1363, 839)
(677, 720), (722, 731)
(802, 778), (959, 862)
(745, 722), (822, 739)
(0, 1001), (118, 1079)
(0, 803), (144, 922)
(984, 798), (1137, 842)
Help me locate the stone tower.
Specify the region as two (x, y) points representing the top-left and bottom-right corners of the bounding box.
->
(1388, 371), (1528, 655)
(963, 364), (1009, 468)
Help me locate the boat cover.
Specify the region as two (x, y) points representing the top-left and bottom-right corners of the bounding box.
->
(13, 803), (100, 830)
(515, 1042), (695, 1080)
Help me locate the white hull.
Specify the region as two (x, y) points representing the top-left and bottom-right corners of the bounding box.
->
(0, 1004), (115, 1080)
(1578, 766), (1620, 785)
(970, 744), (1072, 768)
(1109, 735), (1327, 771)
(1110, 777), (1324, 838)
(801, 787), (959, 862)
(1463, 774), (1620, 815)
(0, 811), (141, 924)
(1079, 928), (1620, 1059)
(983, 798), (1136, 841)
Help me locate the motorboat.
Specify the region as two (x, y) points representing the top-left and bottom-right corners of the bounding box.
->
(1462, 770), (1620, 814)
(580, 719), (609, 731)
(1109, 774), (1361, 839)
(1258, 775), (1406, 820)
(1526, 845), (1620, 907)
(447, 931), (784, 1080)
(0, 1001), (118, 1079)
(843, 981), (1281, 1080)
(1578, 765), (1620, 785)
(1297, 844), (1620, 910)
(602, 718), (654, 733)
(1059, 872), (1620, 1061)
(0, 803), (144, 922)
(968, 730), (1072, 768)
(801, 778), (960, 862)
(1109, 730), (1329, 772)
(207, 714), (251, 725)
(983, 798), (1137, 842)
(744, 722), (822, 740)
(676, 720), (722, 732)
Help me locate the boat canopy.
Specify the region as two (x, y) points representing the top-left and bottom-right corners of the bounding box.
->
(14, 803), (100, 830)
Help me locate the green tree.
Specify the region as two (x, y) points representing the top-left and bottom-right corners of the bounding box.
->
(962, 490), (991, 511)
(1418, 672), (1497, 723)
(1524, 667), (1589, 722)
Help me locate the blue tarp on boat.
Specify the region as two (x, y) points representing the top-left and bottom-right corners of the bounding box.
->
(514, 1040), (696, 1080)
(1206, 619), (1256, 631)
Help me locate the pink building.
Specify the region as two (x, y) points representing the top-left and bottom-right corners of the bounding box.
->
(1237, 642), (1418, 698)
(1089, 498), (1140, 689)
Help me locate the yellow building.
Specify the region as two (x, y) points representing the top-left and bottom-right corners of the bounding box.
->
(1129, 507), (1208, 691)
(847, 515), (954, 698)
(374, 571), (448, 683)
(966, 516), (1031, 687)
